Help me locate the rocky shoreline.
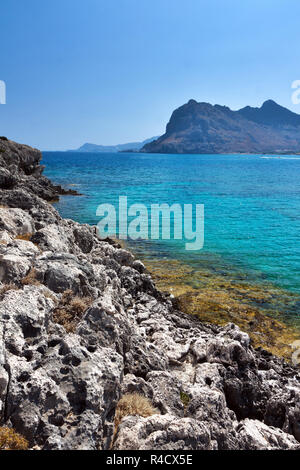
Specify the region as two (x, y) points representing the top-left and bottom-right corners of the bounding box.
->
(141, 257), (300, 361)
(0, 138), (299, 450)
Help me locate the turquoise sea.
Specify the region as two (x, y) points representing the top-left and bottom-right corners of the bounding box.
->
(42, 152), (300, 323)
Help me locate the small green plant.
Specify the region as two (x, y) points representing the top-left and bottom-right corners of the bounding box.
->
(180, 391), (190, 413)
(0, 426), (29, 450)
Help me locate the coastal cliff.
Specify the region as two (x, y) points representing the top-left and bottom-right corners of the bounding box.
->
(142, 99), (300, 154)
(0, 138), (300, 450)
(0, 136), (79, 201)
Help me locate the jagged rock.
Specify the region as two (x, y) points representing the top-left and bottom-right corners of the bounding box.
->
(31, 224), (73, 253)
(0, 286), (123, 449)
(34, 253), (97, 297)
(0, 138), (80, 200)
(73, 224), (94, 253)
(146, 371), (185, 416)
(236, 419), (300, 450)
(0, 207), (34, 235)
(113, 414), (215, 450)
(0, 240), (39, 284)
(0, 168), (17, 189)
(132, 260), (146, 273)
(284, 406), (300, 442)
(120, 374), (154, 399)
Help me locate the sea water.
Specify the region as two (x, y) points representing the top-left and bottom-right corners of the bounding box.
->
(42, 151), (300, 324)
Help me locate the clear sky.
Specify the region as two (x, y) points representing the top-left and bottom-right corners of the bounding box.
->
(1, 0), (300, 150)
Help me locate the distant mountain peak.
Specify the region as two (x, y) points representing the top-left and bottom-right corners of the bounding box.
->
(238, 99), (300, 127)
(187, 99), (198, 105)
(262, 99), (278, 107)
(261, 99), (285, 111)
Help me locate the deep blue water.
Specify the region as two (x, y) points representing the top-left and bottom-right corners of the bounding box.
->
(42, 152), (300, 297)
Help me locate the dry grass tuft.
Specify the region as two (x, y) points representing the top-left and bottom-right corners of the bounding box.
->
(42, 289), (58, 303)
(114, 393), (158, 432)
(21, 268), (40, 286)
(15, 233), (42, 252)
(0, 283), (19, 299)
(15, 233), (33, 242)
(0, 426), (29, 450)
(53, 289), (93, 333)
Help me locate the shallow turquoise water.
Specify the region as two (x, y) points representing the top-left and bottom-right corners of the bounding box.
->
(42, 152), (300, 298)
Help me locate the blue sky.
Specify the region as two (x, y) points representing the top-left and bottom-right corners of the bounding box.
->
(1, 0), (300, 150)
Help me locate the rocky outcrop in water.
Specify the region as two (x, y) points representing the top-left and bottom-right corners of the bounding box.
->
(0, 139), (299, 450)
(0, 137), (79, 202)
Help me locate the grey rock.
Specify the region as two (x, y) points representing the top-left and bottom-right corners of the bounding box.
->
(0, 168), (17, 189)
(113, 414), (214, 450)
(237, 419), (300, 450)
(0, 138), (80, 202)
(0, 207), (34, 235)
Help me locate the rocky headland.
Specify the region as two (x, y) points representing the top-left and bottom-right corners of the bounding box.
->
(141, 99), (300, 154)
(0, 138), (299, 450)
(71, 136), (158, 153)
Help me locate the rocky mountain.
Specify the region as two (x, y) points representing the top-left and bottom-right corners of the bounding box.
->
(71, 136), (159, 153)
(141, 99), (300, 154)
(238, 99), (300, 127)
(0, 138), (300, 450)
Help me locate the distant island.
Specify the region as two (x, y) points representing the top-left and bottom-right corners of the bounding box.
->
(70, 136), (158, 153)
(141, 99), (300, 154)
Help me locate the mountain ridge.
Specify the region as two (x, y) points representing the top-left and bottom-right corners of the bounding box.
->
(141, 100), (300, 154)
(70, 136), (159, 153)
